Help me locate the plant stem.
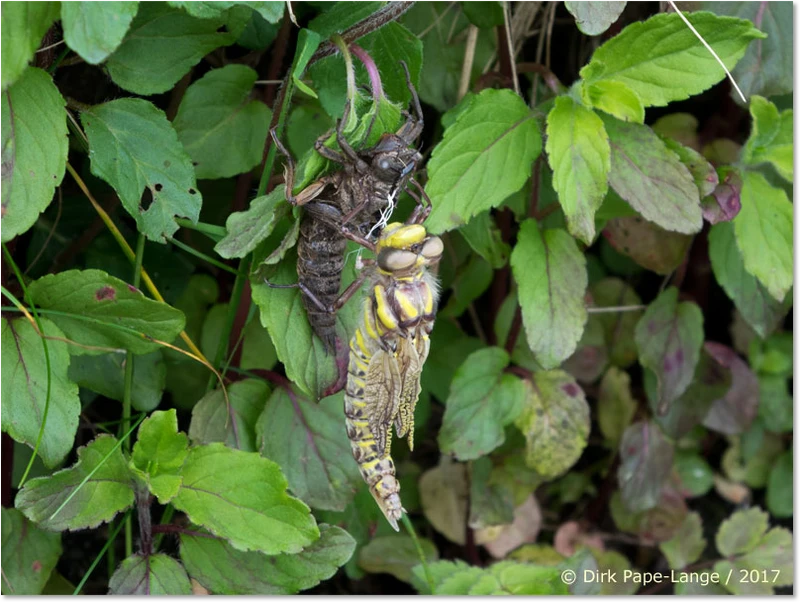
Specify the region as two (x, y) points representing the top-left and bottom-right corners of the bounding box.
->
(401, 513), (435, 595)
(152, 505), (175, 552)
(120, 233), (144, 557)
(174, 218), (228, 241)
(206, 258), (249, 391)
(169, 237), (241, 275)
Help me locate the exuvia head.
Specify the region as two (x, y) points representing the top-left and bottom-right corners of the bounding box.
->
(369, 134), (423, 183)
(376, 223), (443, 274)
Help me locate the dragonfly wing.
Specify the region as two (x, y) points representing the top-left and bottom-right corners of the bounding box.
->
(394, 332), (430, 450)
(365, 348), (402, 457)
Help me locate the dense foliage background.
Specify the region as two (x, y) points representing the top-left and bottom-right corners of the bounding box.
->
(1, 0), (793, 595)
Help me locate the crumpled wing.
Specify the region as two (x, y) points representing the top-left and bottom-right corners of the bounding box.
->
(394, 333), (430, 450)
(365, 348), (402, 458)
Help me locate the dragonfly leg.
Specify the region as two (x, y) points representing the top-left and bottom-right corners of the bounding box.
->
(396, 61), (424, 144)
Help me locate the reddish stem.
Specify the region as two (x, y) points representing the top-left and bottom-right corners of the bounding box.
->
(349, 43), (384, 100)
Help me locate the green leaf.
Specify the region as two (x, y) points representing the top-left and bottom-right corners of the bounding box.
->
(733, 170), (793, 301)
(173, 64), (270, 180)
(515, 370), (590, 479)
(357, 22), (423, 108)
(168, 1), (284, 23)
(131, 409), (188, 503)
(461, 2), (504, 28)
(440, 255), (493, 318)
(415, 560), (569, 595)
(1, 317), (80, 468)
(422, 321), (484, 402)
(715, 526), (794, 595)
(109, 553), (192, 595)
(61, 2), (139, 64)
(215, 186), (291, 259)
(597, 366), (637, 447)
(28, 269), (186, 354)
(580, 11), (766, 107)
(0, 2), (59, 90)
(511, 220), (588, 369)
(105, 3), (234, 95)
(562, 315), (608, 384)
(68, 351), (165, 412)
(459, 211), (510, 269)
(766, 449), (792, 518)
(438, 348), (526, 460)
(82, 99), (202, 243)
(603, 216), (692, 275)
(635, 287), (704, 414)
(601, 114), (703, 234)
(308, 2), (383, 38)
(171, 443), (319, 554)
(419, 459), (469, 545)
(757, 374), (792, 434)
(545, 96), (610, 244)
(701, 2), (792, 100)
(590, 277), (643, 368)
(565, 1), (626, 36)
(189, 379), (269, 452)
(617, 420), (673, 512)
(701, 341), (758, 436)
(15, 435), (135, 531)
(180, 523), (355, 594)
(359, 534), (439, 583)
(425, 89), (541, 234)
(742, 96), (792, 182)
(709, 221), (788, 338)
(1, 67), (68, 242)
(1, 508), (62, 595)
(659, 511), (705, 570)
(469, 457), (514, 528)
(581, 80), (644, 124)
(661, 137), (718, 198)
(256, 389), (361, 511)
(716, 506), (768, 557)
(674, 451), (713, 497)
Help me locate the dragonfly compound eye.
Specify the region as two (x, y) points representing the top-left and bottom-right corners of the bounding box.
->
(421, 236), (444, 260)
(378, 248), (417, 272)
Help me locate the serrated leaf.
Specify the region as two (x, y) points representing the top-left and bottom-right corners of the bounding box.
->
(709, 221), (787, 338)
(716, 506), (769, 557)
(174, 64), (270, 180)
(635, 287), (703, 414)
(1, 508), (62, 594)
(661, 137), (718, 197)
(597, 366), (637, 447)
(511, 220), (588, 369)
(580, 11), (765, 107)
(701, 341), (759, 435)
(422, 320), (484, 402)
(171, 443), (319, 554)
(105, 3), (234, 95)
(28, 269), (186, 355)
(659, 511), (705, 570)
(603, 216), (692, 275)
(412, 559), (568, 595)
(757, 374), (792, 434)
(700, 2), (792, 101)
(357, 22), (423, 108)
(82, 99), (202, 243)
(766, 450), (792, 519)
(0, 2), (59, 90)
(189, 379), (269, 452)
(425, 89), (541, 234)
(180, 523), (354, 594)
(61, 2), (139, 64)
(438, 348), (526, 460)
(459, 211), (510, 269)
(131, 409), (187, 503)
(565, 1), (626, 36)
(601, 114), (703, 234)
(545, 96), (610, 244)
(581, 80), (645, 123)
(359, 534), (439, 583)
(733, 170), (793, 301)
(617, 420), (673, 512)
(742, 96), (792, 182)
(1, 67), (68, 242)
(715, 526), (794, 595)
(256, 389), (361, 511)
(515, 371), (590, 479)
(68, 351), (165, 412)
(2, 318), (80, 468)
(15, 435), (135, 531)
(215, 186), (290, 259)
(109, 553), (191, 595)
(168, 1), (284, 23)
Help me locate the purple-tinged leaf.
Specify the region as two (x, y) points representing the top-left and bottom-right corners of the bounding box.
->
(661, 137), (718, 197)
(109, 553), (191, 595)
(603, 216), (692, 276)
(701, 167), (742, 224)
(635, 287), (704, 414)
(702, 342), (759, 435)
(562, 315), (608, 385)
(601, 114), (703, 235)
(617, 421), (674, 512)
(589, 278), (643, 368)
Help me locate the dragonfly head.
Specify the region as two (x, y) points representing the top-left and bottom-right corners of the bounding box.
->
(376, 223), (443, 275)
(368, 134), (422, 184)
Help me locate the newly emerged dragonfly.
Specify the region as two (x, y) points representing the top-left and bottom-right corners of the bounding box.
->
(271, 62), (427, 354)
(342, 217), (442, 530)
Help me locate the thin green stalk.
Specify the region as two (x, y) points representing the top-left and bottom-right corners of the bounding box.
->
(73, 510), (130, 595)
(120, 233), (145, 558)
(2, 245), (52, 488)
(206, 257), (250, 391)
(401, 513), (435, 594)
(169, 237), (241, 275)
(174, 218), (228, 242)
